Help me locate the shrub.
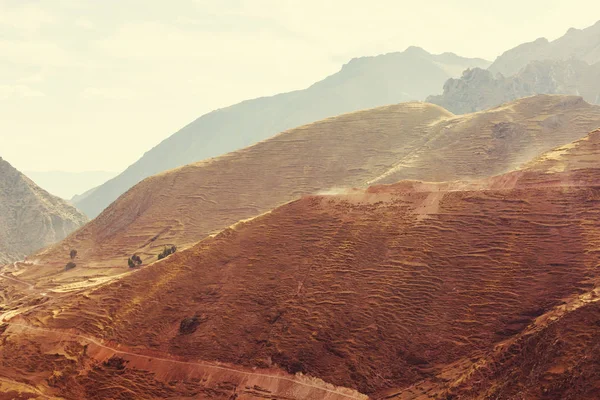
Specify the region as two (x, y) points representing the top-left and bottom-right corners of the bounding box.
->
(69, 249), (77, 260)
(179, 315), (201, 335)
(103, 356), (127, 370)
(128, 255), (142, 268)
(158, 245), (177, 260)
(65, 262), (76, 271)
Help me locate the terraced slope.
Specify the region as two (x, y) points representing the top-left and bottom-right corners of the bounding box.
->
(5, 129), (597, 398)
(427, 294), (600, 399)
(0, 158), (88, 265)
(2, 130), (600, 399)
(369, 95), (600, 185)
(76, 47), (490, 218)
(24, 95), (600, 288)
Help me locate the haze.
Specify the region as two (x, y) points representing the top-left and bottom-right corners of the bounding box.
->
(1, 0), (599, 173)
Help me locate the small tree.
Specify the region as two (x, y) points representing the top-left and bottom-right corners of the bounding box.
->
(179, 315), (201, 335)
(158, 245), (177, 260)
(128, 254), (142, 268)
(69, 249), (77, 260)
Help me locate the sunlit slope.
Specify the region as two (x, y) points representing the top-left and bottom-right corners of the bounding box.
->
(32, 131), (600, 395)
(29, 102), (450, 282)
(26, 95), (600, 286)
(76, 47), (490, 218)
(370, 95), (600, 185)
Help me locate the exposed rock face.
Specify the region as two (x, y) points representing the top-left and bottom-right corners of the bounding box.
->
(427, 59), (600, 114)
(0, 158), (88, 264)
(489, 20), (600, 77)
(74, 47), (490, 218)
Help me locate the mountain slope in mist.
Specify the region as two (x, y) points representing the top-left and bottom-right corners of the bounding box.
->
(489, 20), (600, 77)
(74, 47), (489, 218)
(427, 59), (600, 114)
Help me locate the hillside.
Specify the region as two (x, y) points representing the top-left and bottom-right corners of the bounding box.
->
(20, 95), (600, 288)
(74, 47), (490, 218)
(4, 128), (600, 399)
(489, 20), (600, 77)
(427, 59), (600, 114)
(0, 158), (88, 265)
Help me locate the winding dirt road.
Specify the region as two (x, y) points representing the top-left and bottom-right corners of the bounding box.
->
(5, 322), (366, 400)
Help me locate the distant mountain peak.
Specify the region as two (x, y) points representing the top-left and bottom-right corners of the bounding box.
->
(488, 20), (600, 77)
(404, 45), (430, 56)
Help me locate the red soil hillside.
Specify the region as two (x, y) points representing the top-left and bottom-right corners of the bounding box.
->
(21, 95), (600, 290)
(5, 129), (600, 399)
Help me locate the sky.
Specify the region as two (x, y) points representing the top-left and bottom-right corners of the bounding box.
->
(1, 0), (600, 173)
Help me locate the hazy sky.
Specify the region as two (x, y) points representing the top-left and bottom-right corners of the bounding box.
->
(1, 0), (599, 173)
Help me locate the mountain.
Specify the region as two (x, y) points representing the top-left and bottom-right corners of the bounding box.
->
(24, 170), (118, 200)
(22, 95), (600, 288)
(427, 20), (600, 115)
(6, 128), (600, 399)
(489, 20), (600, 77)
(427, 59), (600, 114)
(0, 158), (88, 265)
(73, 47), (490, 218)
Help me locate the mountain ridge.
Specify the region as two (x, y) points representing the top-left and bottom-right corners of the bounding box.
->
(73, 47), (490, 218)
(22, 95), (600, 289)
(489, 20), (600, 76)
(10, 126), (600, 398)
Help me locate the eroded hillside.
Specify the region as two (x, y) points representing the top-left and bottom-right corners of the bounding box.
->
(76, 47), (490, 219)
(19, 95), (600, 291)
(1, 129), (599, 399)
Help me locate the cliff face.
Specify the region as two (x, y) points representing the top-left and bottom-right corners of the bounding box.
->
(0, 157), (88, 264)
(427, 59), (600, 114)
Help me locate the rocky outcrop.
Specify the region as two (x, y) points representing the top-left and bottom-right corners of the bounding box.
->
(0, 157), (88, 264)
(427, 59), (600, 114)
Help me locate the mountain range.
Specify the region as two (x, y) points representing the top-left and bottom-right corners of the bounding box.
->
(429, 21), (600, 114)
(3, 19), (600, 400)
(488, 20), (600, 77)
(22, 95), (600, 289)
(4, 123), (600, 399)
(72, 47), (489, 218)
(428, 59), (600, 114)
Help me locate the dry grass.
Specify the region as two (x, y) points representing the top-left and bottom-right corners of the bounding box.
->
(25, 95), (600, 290)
